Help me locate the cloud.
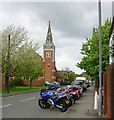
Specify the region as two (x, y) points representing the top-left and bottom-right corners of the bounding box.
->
(0, 2), (112, 74)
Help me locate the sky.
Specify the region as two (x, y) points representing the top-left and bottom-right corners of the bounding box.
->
(0, 1), (113, 74)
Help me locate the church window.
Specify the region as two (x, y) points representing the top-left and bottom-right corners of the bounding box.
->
(47, 64), (49, 69)
(46, 51), (51, 58)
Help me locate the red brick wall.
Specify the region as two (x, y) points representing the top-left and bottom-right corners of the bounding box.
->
(103, 72), (107, 116)
(103, 64), (114, 118)
(23, 77), (45, 86)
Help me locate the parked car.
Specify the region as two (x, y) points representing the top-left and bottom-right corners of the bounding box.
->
(48, 81), (60, 90)
(74, 77), (88, 91)
(74, 81), (84, 94)
(75, 77), (86, 81)
(86, 80), (90, 88)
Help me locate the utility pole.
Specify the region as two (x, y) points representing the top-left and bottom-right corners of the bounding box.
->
(98, 0), (102, 116)
(5, 34), (10, 93)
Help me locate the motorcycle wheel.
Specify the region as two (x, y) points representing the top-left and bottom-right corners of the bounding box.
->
(59, 101), (68, 112)
(66, 98), (73, 108)
(70, 96), (76, 105)
(38, 99), (47, 109)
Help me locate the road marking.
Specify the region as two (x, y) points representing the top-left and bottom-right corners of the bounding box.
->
(1, 95), (21, 99)
(2, 95), (16, 99)
(0, 104), (12, 108)
(20, 97), (35, 102)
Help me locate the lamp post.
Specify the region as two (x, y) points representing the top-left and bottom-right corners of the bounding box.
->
(98, 0), (102, 116)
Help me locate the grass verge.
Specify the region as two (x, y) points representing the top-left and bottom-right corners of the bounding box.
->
(0, 85), (47, 94)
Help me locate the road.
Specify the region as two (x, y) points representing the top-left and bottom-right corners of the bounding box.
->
(1, 86), (99, 118)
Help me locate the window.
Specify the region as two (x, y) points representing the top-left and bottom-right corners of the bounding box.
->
(46, 51), (51, 58)
(47, 64), (49, 69)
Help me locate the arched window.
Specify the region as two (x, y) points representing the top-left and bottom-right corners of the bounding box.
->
(46, 51), (51, 58)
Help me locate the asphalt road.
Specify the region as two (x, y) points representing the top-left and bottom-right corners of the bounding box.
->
(1, 86), (99, 118)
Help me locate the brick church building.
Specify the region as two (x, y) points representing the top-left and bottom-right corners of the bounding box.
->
(43, 21), (56, 83)
(22, 21), (69, 86)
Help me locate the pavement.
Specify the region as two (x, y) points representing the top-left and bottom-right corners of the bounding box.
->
(62, 86), (100, 118)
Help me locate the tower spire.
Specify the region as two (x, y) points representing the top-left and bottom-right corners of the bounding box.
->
(46, 21), (53, 43)
(47, 21), (51, 34)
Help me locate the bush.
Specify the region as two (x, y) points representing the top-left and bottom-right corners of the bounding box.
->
(9, 81), (15, 88)
(65, 81), (70, 85)
(15, 79), (23, 86)
(10, 79), (23, 87)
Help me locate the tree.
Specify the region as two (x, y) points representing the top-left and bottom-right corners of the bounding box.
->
(77, 19), (112, 82)
(13, 45), (44, 85)
(1, 25), (29, 77)
(68, 71), (76, 83)
(1, 25), (43, 88)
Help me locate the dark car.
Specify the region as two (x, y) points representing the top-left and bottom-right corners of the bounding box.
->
(48, 81), (60, 90)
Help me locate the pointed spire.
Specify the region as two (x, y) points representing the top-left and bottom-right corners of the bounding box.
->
(46, 21), (53, 43)
(47, 21), (52, 35)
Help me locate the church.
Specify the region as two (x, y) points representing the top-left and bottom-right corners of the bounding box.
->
(43, 21), (68, 83)
(43, 21), (56, 83)
(23, 21), (70, 86)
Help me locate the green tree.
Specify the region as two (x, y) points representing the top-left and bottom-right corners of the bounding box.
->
(77, 19), (111, 82)
(14, 45), (44, 84)
(68, 72), (76, 83)
(1, 25), (43, 88)
(1, 25), (29, 77)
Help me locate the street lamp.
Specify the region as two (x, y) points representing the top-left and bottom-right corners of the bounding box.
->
(98, 0), (102, 116)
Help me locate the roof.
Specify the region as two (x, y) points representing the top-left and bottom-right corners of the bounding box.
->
(56, 71), (63, 78)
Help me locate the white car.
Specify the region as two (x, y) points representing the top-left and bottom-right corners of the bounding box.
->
(74, 77), (88, 91)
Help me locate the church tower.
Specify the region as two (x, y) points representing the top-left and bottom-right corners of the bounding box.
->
(43, 21), (56, 83)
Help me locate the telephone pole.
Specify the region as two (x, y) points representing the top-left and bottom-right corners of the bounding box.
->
(5, 34), (10, 93)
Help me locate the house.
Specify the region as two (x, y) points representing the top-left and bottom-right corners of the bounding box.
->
(56, 70), (69, 82)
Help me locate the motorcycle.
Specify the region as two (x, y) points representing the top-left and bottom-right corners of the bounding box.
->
(56, 88), (74, 108)
(67, 86), (80, 100)
(38, 89), (69, 112)
(48, 82), (60, 90)
(73, 85), (83, 97)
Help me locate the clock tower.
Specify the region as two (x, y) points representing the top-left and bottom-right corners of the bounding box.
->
(43, 21), (56, 82)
